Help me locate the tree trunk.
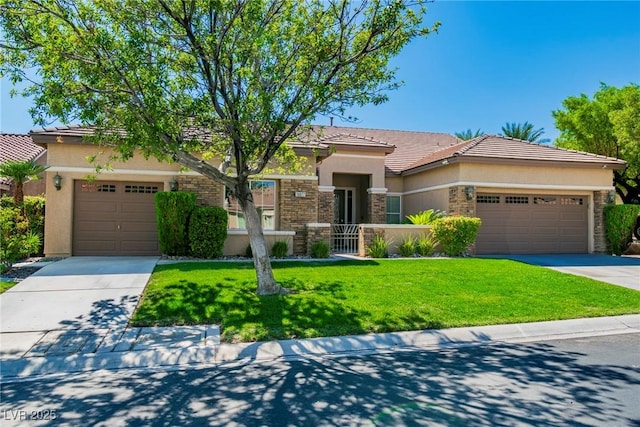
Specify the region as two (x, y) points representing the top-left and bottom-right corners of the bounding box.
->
(236, 180), (288, 296)
(14, 182), (26, 218)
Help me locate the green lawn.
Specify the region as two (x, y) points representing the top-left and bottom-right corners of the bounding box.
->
(0, 280), (17, 293)
(130, 259), (640, 343)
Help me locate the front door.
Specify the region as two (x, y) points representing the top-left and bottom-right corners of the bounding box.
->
(334, 188), (356, 224)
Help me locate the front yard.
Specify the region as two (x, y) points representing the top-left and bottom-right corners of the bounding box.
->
(130, 259), (640, 343)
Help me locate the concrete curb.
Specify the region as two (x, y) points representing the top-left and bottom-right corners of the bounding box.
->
(1, 314), (638, 380)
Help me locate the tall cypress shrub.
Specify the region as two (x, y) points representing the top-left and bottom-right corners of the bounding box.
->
(155, 192), (196, 256)
(604, 205), (640, 255)
(189, 206), (228, 258)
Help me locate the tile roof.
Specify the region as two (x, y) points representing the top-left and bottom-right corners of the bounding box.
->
(30, 124), (627, 174)
(307, 125), (460, 174)
(0, 133), (45, 163)
(0, 133), (47, 187)
(403, 134), (627, 173)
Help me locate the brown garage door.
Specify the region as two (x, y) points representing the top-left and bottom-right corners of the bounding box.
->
(475, 194), (588, 254)
(73, 181), (160, 256)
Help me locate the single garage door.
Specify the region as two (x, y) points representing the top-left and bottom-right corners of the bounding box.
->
(73, 180), (160, 256)
(475, 193), (588, 254)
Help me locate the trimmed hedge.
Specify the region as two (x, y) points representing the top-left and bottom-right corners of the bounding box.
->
(189, 206), (228, 258)
(604, 204), (640, 255)
(155, 192), (196, 256)
(432, 216), (482, 257)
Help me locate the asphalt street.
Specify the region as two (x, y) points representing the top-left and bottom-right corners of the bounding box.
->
(1, 333), (638, 426)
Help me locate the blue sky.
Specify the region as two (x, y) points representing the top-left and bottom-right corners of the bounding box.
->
(1, 1), (639, 143)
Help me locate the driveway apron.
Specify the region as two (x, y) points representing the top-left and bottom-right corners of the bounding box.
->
(0, 257), (158, 357)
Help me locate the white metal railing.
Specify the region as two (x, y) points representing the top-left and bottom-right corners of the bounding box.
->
(332, 224), (359, 254)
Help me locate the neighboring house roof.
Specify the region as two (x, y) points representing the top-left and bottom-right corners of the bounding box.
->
(403, 134), (627, 175)
(0, 133), (47, 187)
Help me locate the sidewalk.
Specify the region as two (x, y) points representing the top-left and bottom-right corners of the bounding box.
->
(1, 256), (639, 380)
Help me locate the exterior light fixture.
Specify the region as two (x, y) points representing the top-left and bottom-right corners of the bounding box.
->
(169, 177), (179, 192)
(606, 190), (616, 204)
(53, 173), (62, 191)
(465, 186), (474, 201)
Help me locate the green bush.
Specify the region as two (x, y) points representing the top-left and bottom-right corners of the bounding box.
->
(1, 195), (45, 255)
(432, 216), (482, 257)
(245, 244), (253, 258)
(155, 192), (196, 256)
(406, 209), (446, 225)
(416, 233), (438, 257)
(310, 240), (330, 258)
(271, 240), (288, 258)
(188, 206), (228, 258)
(398, 235), (416, 257)
(366, 234), (391, 258)
(0, 204), (41, 273)
(604, 204), (640, 255)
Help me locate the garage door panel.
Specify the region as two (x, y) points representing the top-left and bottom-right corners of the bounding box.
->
(476, 193), (588, 255)
(76, 221), (119, 232)
(74, 180), (160, 256)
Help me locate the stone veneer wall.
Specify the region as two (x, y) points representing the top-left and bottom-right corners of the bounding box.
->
(593, 190), (610, 253)
(368, 192), (387, 224)
(279, 179), (318, 254)
(306, 223), (332, 255)
(318, 190), (335, 224)
(176, 175), (224, 207)
(448, 186), (476, 217)
(358, 225), (386, 257)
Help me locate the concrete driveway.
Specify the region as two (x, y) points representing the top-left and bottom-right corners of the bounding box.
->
(0, 256), (158, 358)
(487, 254), (640, 291)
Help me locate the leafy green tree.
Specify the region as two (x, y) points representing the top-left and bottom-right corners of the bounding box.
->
(455, 129), (483, 141)
(553, 83), (640, 204)
(0, 0), (439, 295)
(500, 122), (549, 143)
(0, 160), (47, 216)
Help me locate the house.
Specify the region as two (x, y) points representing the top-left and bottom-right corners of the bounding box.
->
(0, 133), (47, 196)
(29, 125), (626, 257)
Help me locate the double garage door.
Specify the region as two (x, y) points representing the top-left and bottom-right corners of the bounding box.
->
(475, 193), (588, 254)
(73, 181), (161, 256)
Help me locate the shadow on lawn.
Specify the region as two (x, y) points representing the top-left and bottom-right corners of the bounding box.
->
(131, 277), (377, 342)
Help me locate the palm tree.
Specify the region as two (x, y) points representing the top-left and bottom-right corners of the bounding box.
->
(0, 160), (48, 214)
(455, 129), (484, 141)
(500, 122), (550, 143)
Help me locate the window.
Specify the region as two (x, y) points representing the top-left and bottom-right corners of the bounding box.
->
(226, 180), (276, 230)
(477, 195), (500, 204)
(505, 196), (529, 204)
(386, 195), (401, 224)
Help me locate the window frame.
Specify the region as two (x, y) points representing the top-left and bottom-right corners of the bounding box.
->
(385, 194), (402, 224)
(225, 180), (277, 230)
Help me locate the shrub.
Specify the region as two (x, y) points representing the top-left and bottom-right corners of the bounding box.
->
(155, 192), (196, 256)
(0, 204), (41, 273)
(398, 235), (416, 257)
(366, 233), (391, 258)
(604, 204), (640, 255)
(406, 209), (446, 225)
(245, 244), (253, 258)
(271, 240), (288, 258)
(310, 240), (331, 258)
(416, 233), (438, 257)
(1, 195), (45, 255)
(188, 206), (228, 258)
(432, 216), (482, 257)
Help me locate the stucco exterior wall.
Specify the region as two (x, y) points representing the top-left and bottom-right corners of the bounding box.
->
(317, 151), (386, 188)
(403, 189), (449, 217)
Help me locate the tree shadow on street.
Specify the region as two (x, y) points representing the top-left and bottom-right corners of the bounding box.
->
(2, 336), (639, 426)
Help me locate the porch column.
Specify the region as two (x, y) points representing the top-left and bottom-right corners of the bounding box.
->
(367, 187), (387, 224)
(318, 185), (335, 224)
